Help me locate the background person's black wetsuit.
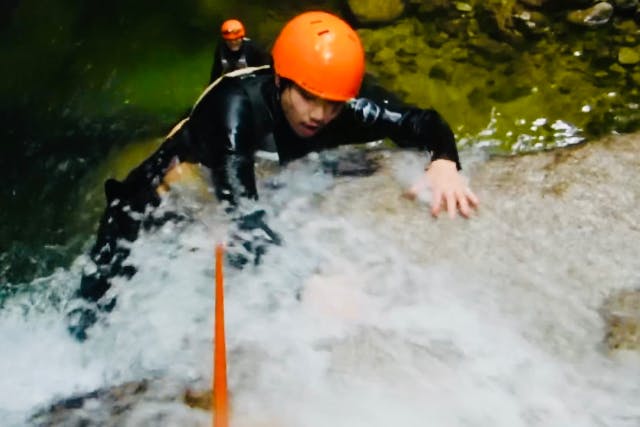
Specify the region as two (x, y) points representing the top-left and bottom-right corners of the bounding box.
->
(69, 66), (461, 340)
(209, 38), (271, 83)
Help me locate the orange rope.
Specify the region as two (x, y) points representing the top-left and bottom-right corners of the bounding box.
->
(213, 243), (229, 427)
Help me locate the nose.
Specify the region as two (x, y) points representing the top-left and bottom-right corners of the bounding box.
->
(308, 100), (329, 124)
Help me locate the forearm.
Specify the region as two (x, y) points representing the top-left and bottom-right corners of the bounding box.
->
(210, 154), (258, 206)
(190, 81), (261, 206)
(345, 85), (461, 169)
(123, 127), (193, 193)
(403, 109), (460, 170)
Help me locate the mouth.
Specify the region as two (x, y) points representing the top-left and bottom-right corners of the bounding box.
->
(298, 122), (320, 137)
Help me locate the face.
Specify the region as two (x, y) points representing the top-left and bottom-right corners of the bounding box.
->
(224, 38), (243, 51)
(278, 80), (344, 138)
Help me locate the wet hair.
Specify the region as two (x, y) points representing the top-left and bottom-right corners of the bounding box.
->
(277, 77), (294, 95)
(276, 77), (343, 106)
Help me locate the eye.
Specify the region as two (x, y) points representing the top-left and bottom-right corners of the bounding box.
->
(299, 89), (315, 101)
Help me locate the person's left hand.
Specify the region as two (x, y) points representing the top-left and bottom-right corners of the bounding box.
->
(405, 159), (479, 219)
(227, 209), (283, 269)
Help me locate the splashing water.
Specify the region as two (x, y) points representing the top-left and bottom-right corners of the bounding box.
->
(0, 148), (639, 427)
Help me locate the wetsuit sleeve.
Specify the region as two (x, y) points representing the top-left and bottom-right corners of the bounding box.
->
(209, 44), (223, 84)
(117, 125), (197, 211)
(330, 90), (461, 170)
(84, 124), (197, 296)
(188, 81), (258, 205)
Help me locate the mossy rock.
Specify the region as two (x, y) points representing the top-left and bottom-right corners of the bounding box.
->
(475, 0), (525, 44)
(347, 0), (405, 24)
(406, 0), (451, 14)
(618, 46), (640, 65)
(467, 34), (517, 61)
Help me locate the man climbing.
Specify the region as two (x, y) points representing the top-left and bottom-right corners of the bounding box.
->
(68, 11), (479, 340)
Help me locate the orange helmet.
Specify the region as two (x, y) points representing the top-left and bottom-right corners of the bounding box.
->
(272, 11), (365, 101)
(221, 19), (245, 40)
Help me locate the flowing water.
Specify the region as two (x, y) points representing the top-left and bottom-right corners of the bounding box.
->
(3, 1), (640, 425)
(2, 146), (639, 426)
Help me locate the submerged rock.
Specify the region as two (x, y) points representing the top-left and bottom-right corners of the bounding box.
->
(567, 2), (614, 27)
(30, 379), (208, 426)
(601, 289), (640, 353)
(347, 0), (405, 24)
(618, 46), (640, 64)
(513, 9), (551, 36)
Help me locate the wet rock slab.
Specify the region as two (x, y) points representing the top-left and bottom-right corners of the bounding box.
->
(30, 379), (210, 427)
(30, 132), (640, 425)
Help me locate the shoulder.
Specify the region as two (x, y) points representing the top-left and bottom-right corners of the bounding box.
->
(196, 67), (271, 105)
(346, 98), (385, 125)
(190, 67), (273, 124)
(344, 96), (406, 127)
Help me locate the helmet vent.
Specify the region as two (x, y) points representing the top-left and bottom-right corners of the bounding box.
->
(317, 30), (330, 36)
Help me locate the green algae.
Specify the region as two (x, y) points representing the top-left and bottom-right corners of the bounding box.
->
(360, 11), (640, 154)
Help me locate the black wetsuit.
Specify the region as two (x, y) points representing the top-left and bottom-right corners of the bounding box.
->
(129, 68), (459, 205)
(69, 66), (460, 340)
(209, 38), (271, 83)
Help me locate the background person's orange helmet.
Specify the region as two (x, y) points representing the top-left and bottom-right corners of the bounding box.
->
(221, 19), (245, 40)
(271, 11), (365, 102)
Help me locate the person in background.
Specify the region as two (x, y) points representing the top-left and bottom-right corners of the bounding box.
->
(68, 11), (479, 341)
(209, 18), (271, 83)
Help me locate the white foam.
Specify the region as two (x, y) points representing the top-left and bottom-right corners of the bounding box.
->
(1, 151), (639, 426)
